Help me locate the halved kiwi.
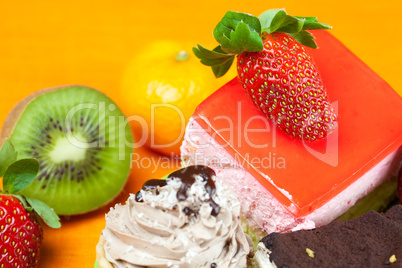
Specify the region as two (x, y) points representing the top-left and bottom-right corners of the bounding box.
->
(0, 86), (134, 215)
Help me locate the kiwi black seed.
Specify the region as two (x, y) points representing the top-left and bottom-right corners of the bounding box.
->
(0, 86), (134, 215)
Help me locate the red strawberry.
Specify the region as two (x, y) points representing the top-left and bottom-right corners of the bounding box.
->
(194, 9), (337, 141)
(0, 139), (61, 268)
(237, 32), (337, 141)
(0, 195), (42, 267)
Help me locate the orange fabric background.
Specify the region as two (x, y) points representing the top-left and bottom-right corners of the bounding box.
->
(0, 1), (401, 267)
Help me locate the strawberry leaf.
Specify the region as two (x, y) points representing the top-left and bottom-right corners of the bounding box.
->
(259, 9), (331, 48)
(3, 159), (39, 193)
(0, 139), (18, 177)
(193, 45), (236, 77)
(296, 16), (332, 30)
(193, 45), (232, 59)
(213, 11), (263, 54)
(193, 45), (234, 66)
(25, 196), (61, 228)
(289, 30), (317, 49)
(212, 56), (234, 78)
(260, 9), (304, 34)
(276, 18), (304, 34)
(258, 9), (281, 32)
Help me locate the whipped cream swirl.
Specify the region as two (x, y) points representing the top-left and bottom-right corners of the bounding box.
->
(102, 166), (253, 267)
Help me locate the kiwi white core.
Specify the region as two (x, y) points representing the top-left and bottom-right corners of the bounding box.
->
(49, 134), (89, 163)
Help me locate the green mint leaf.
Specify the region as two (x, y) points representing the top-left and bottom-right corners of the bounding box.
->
(212, 56), (235, 78)
(3, 159), (39, 193)
(25, 196), (61, 228)
(213, 11), (262, 54)
(260, 9), (304, 34)
(289, 30), (317, 48)
(0, 139), (18, 178)
(296, 16), (332, 30)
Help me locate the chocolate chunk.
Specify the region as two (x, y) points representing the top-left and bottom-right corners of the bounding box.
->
(260, 205), (402, 267)
(183, 207), (195, 216)
(136, 166), (220, 216)
(135, 191), (143, 202)
(168, 165), (220, 216)
(142, 179), (167, 193)
(135, 179), (167, 202)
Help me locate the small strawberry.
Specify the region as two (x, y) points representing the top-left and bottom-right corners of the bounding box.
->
(0, 139), (60, 268)
(0, 195), (42, 267)
(194, 9), (337, 141)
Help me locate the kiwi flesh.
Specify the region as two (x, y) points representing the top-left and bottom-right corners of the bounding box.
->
(0, 85), (134, 215)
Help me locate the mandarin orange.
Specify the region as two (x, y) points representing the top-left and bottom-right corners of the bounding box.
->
(119, 40), (235, 155)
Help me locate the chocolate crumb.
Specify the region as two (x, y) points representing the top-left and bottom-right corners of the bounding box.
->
(306, 248), (314, 258)
(183, 207), (195, 216)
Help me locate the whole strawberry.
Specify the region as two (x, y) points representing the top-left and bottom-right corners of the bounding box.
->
(194, 9), (337, 141)
(0, 140), (60, 268)
(0, 196), (42, 267)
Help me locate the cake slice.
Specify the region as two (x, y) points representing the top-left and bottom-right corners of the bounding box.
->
(181, 29), (402, 235)
(255, 205), (401, 267)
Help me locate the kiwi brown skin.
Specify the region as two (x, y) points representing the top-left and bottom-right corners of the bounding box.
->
(0, 85), (71, 147)
(0, 85), (134, 215)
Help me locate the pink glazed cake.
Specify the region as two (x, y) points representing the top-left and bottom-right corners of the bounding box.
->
(181, 31), (402, 235)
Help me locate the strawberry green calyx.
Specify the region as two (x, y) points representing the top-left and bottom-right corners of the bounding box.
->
(213, 11), (263, 54)
(0, 139), (61, 228)
(192, 45), (235, 78)
(259, 9), (331, 48)
(194, 9), (331, 78)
